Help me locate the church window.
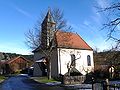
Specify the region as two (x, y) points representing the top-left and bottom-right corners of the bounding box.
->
(87, 55), (91, 66)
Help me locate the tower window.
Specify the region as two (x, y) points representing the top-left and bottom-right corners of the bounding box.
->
(87, 55), (91, 66)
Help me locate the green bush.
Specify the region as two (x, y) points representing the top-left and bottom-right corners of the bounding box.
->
(13, 70), (22, 75)
(0, 75), (6, 81)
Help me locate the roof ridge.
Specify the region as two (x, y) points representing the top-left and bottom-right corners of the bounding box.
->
(6, 56), (31, 64)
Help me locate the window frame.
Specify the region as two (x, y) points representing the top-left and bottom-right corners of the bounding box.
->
(87, 55), (91, 66)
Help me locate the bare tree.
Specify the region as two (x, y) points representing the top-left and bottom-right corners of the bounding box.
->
(25, 8), (72, 79)
(96, 1), (120, 68)
(25, 29), (40, 49)
(99, 1), (120, 49)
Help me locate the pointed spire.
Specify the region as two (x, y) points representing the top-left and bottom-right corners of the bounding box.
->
(42, 8), (55, 24)
(46, 8), (51, 18)
(47, 7), (51, 16)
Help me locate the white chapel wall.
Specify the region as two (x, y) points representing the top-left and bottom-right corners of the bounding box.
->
(57, 48), (94, 75)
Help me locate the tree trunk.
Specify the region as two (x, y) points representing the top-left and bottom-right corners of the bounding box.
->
(48, 58), (51, 79)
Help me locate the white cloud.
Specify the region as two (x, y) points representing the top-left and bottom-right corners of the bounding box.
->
(66, 21), (114, 52)
(91, 0), (110, 25)
(15, 7), (33, 19)
(91, 7), (102, 25)
(96, 0), (110, 8)
(83, 19), (115, 52)
(117, 24), (120, 30)
(69, 21), (107, 51)
(67, 22), (82, 33)
(66, 0), (112, 52)
(83, 20), (90, 26)
(10, 3), (33, 19)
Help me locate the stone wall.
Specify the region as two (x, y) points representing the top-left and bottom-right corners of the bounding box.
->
(63, 75), (86, 85)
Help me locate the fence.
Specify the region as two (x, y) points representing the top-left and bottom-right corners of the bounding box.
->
(108, 84), (120, 90)
(92, 79), (120, 90)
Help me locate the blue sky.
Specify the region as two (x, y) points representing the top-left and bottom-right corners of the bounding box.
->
(0, 0), (115, 55)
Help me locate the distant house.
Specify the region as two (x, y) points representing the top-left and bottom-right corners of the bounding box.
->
(3, 56), (32, 74)
(33, 10), (94, 77)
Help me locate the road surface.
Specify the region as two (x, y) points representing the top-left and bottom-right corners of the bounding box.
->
(1, 75), (64, 90)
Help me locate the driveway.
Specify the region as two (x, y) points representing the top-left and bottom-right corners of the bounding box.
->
(1, 75), (65, 90)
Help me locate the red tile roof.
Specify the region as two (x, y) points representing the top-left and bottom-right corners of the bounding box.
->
(55, 31), (92, 50)
(33, 31), (93, 52)
(5, 56), (31, 64)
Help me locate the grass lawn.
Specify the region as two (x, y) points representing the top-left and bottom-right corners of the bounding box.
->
(31, 77), (59, 83)
(0, 75), (6, 82)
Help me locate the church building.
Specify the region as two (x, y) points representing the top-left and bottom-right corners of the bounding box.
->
(33, 10), (94, 77)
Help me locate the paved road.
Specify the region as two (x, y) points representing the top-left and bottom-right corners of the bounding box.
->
(0, 75), (93, 90)
(1, 75), (65, 90)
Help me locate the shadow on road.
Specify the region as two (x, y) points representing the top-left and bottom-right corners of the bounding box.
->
(0, 75), (65, 90)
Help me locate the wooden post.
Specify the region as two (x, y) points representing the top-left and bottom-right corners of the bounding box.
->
(92, 77), (95, 90)
(114, 84), (116, 90)
(106, 79), (109, 90)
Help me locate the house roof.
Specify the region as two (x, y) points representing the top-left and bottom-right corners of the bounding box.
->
(55, 31), (92, 50)
(5, 56), (31, 64)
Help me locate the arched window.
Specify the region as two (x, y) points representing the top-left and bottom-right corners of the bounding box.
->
(87, 55), (91, 66)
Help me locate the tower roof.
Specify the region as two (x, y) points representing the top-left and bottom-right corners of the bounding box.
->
(42, 9), (55, 24)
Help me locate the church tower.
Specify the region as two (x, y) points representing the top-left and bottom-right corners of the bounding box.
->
(41, 9), (56, 49)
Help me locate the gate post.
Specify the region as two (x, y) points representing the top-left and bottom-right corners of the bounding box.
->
(103, 79), (109, 90)
(106, 79), (109, 90)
